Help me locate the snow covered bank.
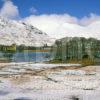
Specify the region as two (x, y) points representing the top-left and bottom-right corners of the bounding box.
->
(0, 63), (100, 100)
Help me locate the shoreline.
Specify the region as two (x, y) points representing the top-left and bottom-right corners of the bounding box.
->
(0, 62), (100, 100)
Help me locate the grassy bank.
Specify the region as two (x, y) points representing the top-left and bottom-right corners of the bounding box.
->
(49, 58), (95, 66)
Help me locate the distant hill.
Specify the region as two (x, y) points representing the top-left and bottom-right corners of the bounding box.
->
(0, 16), (54, 47)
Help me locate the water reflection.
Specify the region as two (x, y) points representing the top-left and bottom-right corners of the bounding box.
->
(0, 51), (50, 62)
(2, 52), (15, 61)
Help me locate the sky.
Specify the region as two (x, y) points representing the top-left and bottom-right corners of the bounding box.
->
(0, 0), (100, 18)
(0, 0), (100, 39)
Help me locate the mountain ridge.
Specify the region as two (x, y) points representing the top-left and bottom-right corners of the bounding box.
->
(0, 16), (54, 46)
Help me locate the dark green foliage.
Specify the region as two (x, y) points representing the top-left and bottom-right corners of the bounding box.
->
(0, 44), (16, 52)
(51, 37), (100, 65)
(0, 44), (51, 52)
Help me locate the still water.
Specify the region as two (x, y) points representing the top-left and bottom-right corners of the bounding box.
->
(0, 52), (50, 62)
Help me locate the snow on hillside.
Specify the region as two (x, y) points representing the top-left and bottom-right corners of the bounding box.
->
(0, 16), (55, 46)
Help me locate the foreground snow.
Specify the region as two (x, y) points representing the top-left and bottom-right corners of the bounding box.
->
(0, 63), (100, 100)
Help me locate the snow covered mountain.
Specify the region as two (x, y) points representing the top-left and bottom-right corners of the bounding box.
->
(0, 16), (54, 46)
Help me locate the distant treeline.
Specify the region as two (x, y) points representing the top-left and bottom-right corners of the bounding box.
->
(50, 37), (100, 65)
(0, 44), (16, 52)
(0, 44), (51, 52)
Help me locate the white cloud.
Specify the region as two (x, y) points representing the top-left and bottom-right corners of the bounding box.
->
(24, 14), (100, 39)
(80, 13), (100, 25)
(24, 14), (79, 39)
(29, 7), (37, 14)
(0, 0), (19, 19)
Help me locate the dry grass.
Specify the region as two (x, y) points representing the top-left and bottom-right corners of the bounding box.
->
(49, 58), (95, 67)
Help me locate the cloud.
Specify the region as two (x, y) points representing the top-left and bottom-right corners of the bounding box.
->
(24, 14), (79, 38)
(80, 13), (100, 25)
(24, 14), (100, 39)
(29, 7), (37, 14)
(0, 0), (19, 19)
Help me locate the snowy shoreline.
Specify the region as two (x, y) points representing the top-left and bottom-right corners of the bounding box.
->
(0, 63), (100, 100)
